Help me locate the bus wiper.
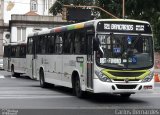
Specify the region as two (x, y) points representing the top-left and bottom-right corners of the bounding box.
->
(117, 63), (125, 67)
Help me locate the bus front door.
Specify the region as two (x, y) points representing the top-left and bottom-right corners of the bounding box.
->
(32, 54), (37, 79)
(26, 38), (37, 79)
(87, 34), (94, 89)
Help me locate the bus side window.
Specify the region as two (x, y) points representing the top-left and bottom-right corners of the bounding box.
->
(55, 34), (63, 54)
(15, 46), (19, 58)
(74, 30), (86, 54)
(36, 36), (41, 54)
(4, 46), (8, 57)
(27, 37), (33, 54)
(80, 31), (86, 54)
(11, 46), (14, 57)
(49, 35), (55, 54)
(41, 36), (46, 54)
(37, 36), (46, 54)
(63, 32), (74, 54)
(74, 32), (81, 54)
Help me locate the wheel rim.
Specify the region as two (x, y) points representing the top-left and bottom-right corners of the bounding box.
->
(40, 71), (44, 87)
(40, 74), (43, 85)
(11, 67), (14, 76)
(40, 76), (43, 86)
(75, 78), (81, 96)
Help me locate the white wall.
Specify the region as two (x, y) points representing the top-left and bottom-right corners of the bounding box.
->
(44, 0), (56, 16)
(3, 0), (49, 23)
(11, 26), (50, 43)
(0, 0), (3, 19)
(11, 27), (17, 42)
(37, 0), (44, 15)
(4, 0), (30, 23)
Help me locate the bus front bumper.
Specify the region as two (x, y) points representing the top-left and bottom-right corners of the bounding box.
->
(93, 79), (154, 94)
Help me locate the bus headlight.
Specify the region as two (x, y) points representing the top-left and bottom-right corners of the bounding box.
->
(142, 72), (154, 82)
(95, 70), (112, 82)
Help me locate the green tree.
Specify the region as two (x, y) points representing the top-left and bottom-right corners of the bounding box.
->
(50, 0), (160, 50)
(49, 0), (94, 16)
(125, 0), (160, 50)
(95, 0), (122, 18)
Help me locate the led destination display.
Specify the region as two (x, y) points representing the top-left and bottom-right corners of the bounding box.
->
(97, 21), (152, 34)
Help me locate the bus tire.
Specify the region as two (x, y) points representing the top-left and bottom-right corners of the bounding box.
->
(39, 69), (47, 88)
(74, 76), (85, 98)
(120, 94), (131, 99)
(11, 65), (20, 77)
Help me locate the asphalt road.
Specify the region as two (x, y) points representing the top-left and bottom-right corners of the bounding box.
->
(0, 70), (160, 115)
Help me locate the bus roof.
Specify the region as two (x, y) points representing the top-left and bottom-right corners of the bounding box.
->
(4, 42), (27, 46)
(28, 19), (150, 37)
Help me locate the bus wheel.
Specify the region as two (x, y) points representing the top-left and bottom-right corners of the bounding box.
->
(11, 65), (20, 77)
(39, 70), (47, 88)
(74, 76), (84, 98)
(120, 94), (131, 99)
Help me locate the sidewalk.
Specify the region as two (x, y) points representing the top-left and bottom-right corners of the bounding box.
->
(154, 69), (160, 73)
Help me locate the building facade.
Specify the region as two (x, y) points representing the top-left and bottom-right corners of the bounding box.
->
(3, 0), (56, 23)
(0, 0), (65, 58)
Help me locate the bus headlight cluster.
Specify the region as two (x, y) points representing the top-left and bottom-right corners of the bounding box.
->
(142, 72), (154, 82)
(95, 70), (111, 82)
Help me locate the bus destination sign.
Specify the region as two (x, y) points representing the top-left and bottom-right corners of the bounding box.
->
(97, 21), (152, 34)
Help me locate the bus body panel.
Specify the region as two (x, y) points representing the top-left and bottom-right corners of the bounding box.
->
(62, 55), (87, 90)
(40, 55), (87, 90)
(3, 57), (10, 71)
(26, 55), (37, 79)
(93, 77), (154, 93)
(26, 19), (154, 96)
(42, 55), (62, 82)
(11, 58), (26, 74)
(3, 43), (26, 75)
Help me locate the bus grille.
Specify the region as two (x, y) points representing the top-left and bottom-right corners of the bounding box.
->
(116, 84), (137, 89)
(108, 72), (144, 77)
(113, 79), (140, 81)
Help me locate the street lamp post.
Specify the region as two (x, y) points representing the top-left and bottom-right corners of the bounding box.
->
(122, 0), (125, 19)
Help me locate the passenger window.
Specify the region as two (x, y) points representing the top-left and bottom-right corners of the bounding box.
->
(63, 32), (74, 54)
(55, 34), (63, 54)
(74, 31), (86, 54)
(27, 38), (33, 54)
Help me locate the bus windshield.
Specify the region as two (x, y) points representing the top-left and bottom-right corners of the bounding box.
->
(96, 34), (153, 69)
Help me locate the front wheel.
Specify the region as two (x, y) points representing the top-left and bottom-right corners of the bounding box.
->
(11, 65), (20, 77)
(39, 70), (47, 88)
(74, 76), (85, 98)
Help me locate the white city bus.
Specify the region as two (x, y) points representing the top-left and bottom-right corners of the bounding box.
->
(3, 42), (27, 77)
(27, 19), (154, 98)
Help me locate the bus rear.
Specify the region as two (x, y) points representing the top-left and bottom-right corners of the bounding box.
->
(3, 43), (27, 77)
(93, 19), (154, 97)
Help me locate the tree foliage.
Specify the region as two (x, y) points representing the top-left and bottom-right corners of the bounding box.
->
(49, 0), (94, 16)
(50, 0), (160, 50)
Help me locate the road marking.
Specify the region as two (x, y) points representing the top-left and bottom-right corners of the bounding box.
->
(0, 75), (16, 79)
(0, 76), (5, 78)
(11, 76), (16, 78)
(0, 95), (73, 99)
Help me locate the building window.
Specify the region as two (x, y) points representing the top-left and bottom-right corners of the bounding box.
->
(45, 0), (48, 10)
(31, 0), (37, 11)
(17, 27), (21, 41)
(22, 28), (26, 41)
(17, 27), (26, 42)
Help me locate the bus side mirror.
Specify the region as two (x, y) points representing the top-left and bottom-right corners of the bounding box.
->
(93, 37), (99, 51)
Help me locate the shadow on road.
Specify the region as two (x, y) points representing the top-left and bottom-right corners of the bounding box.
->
(42, 85), (147, 104)
(83, 93), (146, 104)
